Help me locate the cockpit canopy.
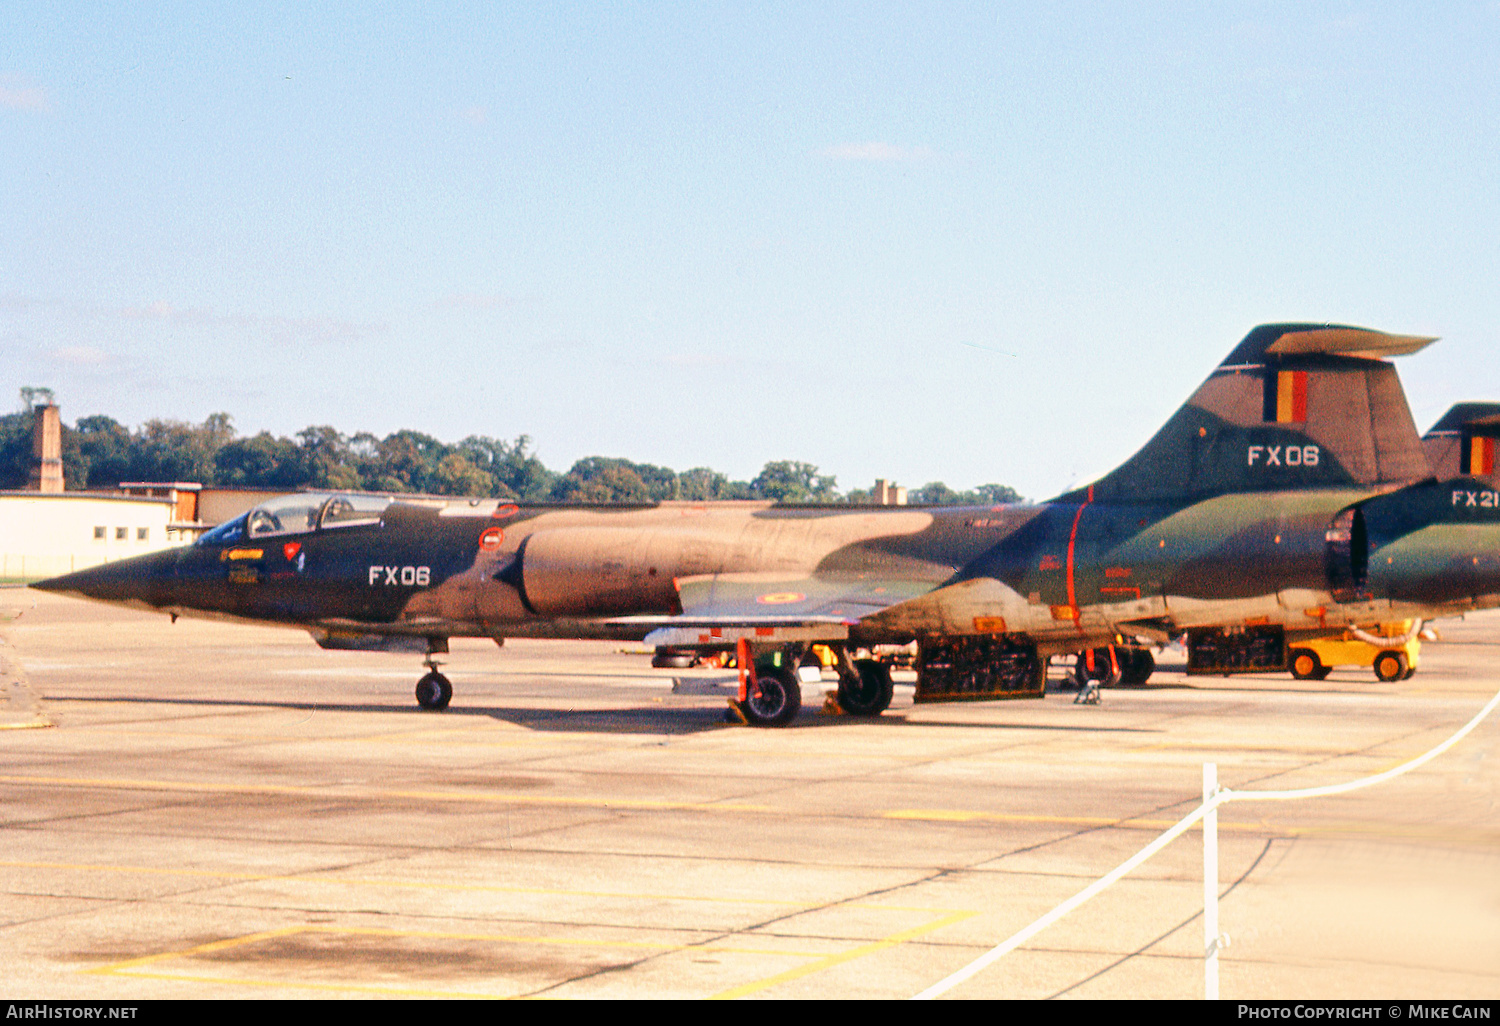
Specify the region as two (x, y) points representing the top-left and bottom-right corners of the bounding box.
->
(198, 493), (395, 545)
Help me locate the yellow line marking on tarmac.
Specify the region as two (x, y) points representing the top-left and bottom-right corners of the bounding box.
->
(87, 921), (927, 999)
(709, 910), (978, 1000)
(74, 725), (581, 748)
(0, 719), (51, 730)
(0, 773), (775, 814)
(85, 968), (509, 1000)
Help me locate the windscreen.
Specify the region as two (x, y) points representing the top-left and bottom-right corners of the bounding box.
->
(197, 513), (248, 545)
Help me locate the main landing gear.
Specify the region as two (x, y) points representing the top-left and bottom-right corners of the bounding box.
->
(836, 657), (895, 717)
(737, 662), (802, 727)
(1069, 644), (1156, 703)
(725, 642), (896, 727)
(414, 639), (452, 711)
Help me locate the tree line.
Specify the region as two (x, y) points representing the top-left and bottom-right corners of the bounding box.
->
(0, 407), (1021, 505)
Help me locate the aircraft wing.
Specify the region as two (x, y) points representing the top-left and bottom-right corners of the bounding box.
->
(612, 572), (936, 646)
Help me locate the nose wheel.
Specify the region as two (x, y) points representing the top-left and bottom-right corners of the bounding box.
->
(415, 648), (452, 711)
(415, 670), (452, 710)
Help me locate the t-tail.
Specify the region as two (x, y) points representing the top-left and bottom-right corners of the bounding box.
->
(1057, 323), (1437, 504)
(1422, 402), (1500, 482)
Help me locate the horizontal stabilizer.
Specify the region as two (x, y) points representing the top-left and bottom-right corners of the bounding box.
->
(1264, 327), (1437, 361)
(1424, 402), (1500, 437)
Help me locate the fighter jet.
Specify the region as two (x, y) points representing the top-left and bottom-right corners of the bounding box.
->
(36, 323), (1480, 726)
(1336, 403), (1500, 619)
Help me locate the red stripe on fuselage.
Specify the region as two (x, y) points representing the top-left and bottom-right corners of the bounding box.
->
(1065, 485), (1094, 634)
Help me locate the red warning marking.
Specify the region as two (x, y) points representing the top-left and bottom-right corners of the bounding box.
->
(479, 527), (505, 551)
(493, 504), (519, 520)
(757, 592), (805, 605)
(283, 542), (301, 561)
(755, 626), (775, 636)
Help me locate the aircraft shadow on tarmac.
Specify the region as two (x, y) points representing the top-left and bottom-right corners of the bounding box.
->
(38, 692), (1162, 735)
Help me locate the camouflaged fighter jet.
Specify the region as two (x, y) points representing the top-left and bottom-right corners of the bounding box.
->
(1336, 402), (1500, 625)
(34, 323), (1477, 726)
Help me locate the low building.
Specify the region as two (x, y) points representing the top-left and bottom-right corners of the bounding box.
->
(0, 491), (179, 582)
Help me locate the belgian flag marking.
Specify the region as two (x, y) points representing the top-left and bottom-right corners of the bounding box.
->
(1466, 435), (1495, 475)
(1274, 369), (1308, 423)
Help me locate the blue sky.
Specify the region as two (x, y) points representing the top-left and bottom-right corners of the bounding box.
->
(4, 3), (1499, 499)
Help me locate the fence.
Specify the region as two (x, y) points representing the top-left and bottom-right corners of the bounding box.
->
(0, 553), (84, 582)
(913, 684), (1500, 1000)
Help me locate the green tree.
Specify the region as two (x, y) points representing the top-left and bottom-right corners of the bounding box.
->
(129, 413), (236, 483)
(971, 483), (1022, 505)
(910, 481), (960, 504)
(72, 415), (133, 488)
(455, 434), (557, 500)
(750, 460), (839, 502)
(294, 425), (362, 490)
(214, 432), (310, 488)
(433, 452), (493, 496)
(553, 457), (657, 502)
(374, 430), (448, 492)
(0, 412), (31, 489)
(678, 466), (754, 500)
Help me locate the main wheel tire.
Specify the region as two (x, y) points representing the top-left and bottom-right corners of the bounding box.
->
(741, 668), (802, 727)
(838, 659), (894, 716)
(1289, 648), (1324, 681)
(1117, 647), (1155, 686)
(652, 647), (699, 669)
(1075, 647), (1122, 687)
(415, 671), (452, 710)
(1373, 650), (1408, 682)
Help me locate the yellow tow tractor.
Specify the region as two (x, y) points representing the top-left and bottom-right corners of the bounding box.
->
(1288, 621), (1422, 682)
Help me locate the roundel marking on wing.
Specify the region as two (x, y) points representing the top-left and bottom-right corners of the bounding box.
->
(479, 527), (505, 551)
(757, 592), (806, 605)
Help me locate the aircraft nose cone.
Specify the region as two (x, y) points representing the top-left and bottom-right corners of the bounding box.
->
(31, 549), (180, 608)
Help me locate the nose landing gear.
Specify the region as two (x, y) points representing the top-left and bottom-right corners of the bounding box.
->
(414, 639), (452, 711)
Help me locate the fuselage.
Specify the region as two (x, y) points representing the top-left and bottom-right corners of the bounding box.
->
(36, 482), (1500, 654)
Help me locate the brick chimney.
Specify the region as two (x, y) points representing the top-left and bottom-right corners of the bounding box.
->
(28, 404), (63, 492)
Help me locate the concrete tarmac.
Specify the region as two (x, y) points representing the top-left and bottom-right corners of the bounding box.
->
(2, 588), (1498, 1000)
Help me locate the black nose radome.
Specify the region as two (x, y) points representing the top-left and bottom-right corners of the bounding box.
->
(31, 548), (180, 608)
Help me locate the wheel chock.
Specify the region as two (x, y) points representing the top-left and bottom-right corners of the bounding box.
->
(725, 699), (749, 725)
(819, 693), (846, 715)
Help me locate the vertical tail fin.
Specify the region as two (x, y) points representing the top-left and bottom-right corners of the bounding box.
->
(1422, 403), (1500, 481)
(1064, 324), (1437, 503)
